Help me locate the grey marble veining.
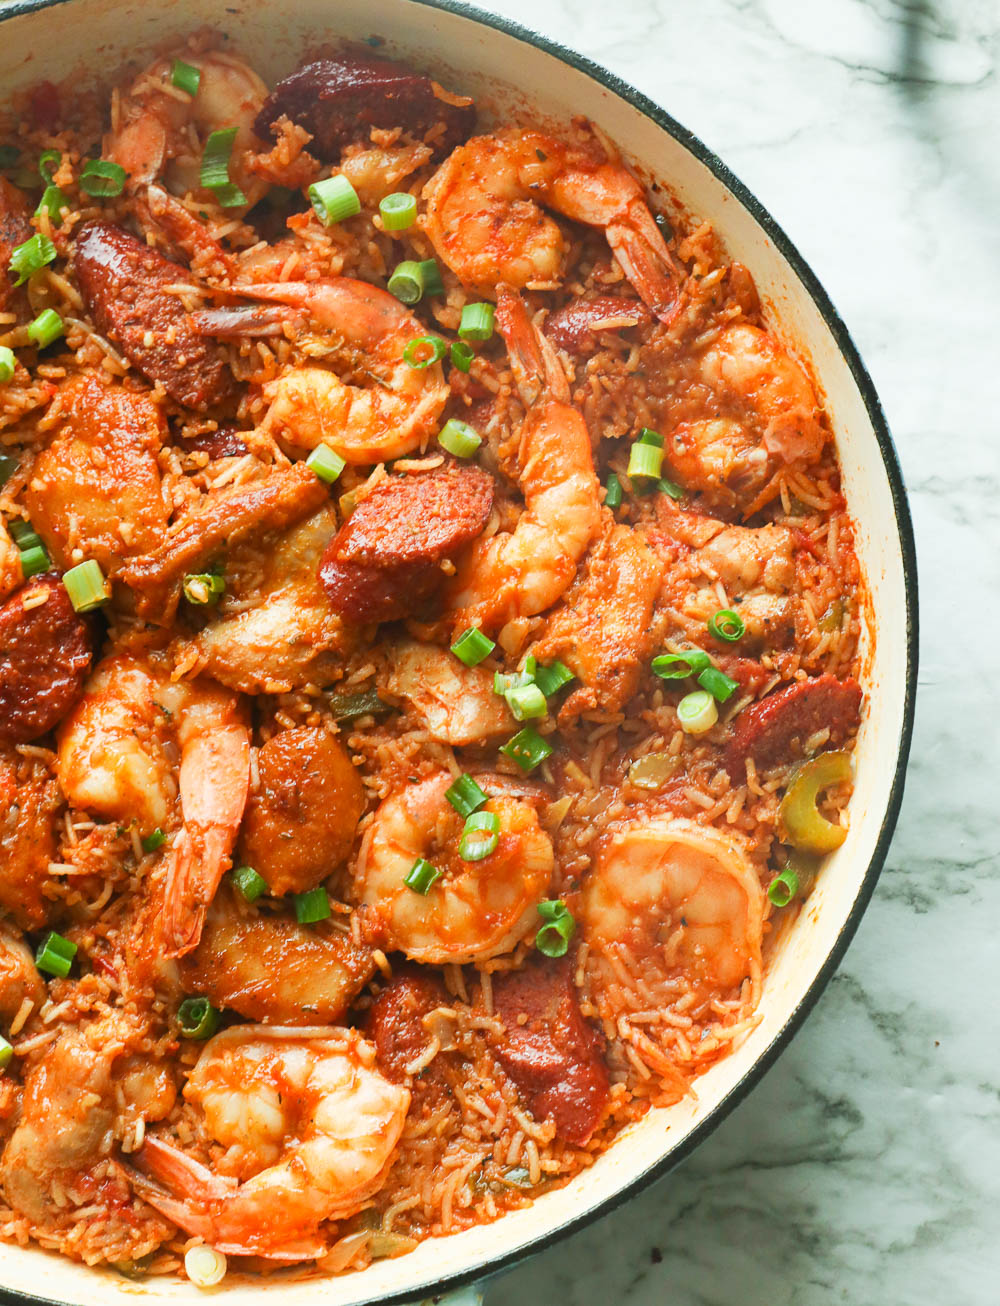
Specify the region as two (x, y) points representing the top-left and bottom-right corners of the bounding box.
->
(458, 1), (999, 1303)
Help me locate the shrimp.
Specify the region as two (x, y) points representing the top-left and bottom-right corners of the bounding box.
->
(0, 520), (22, 601)
(355, 770), (554, 964)
(423, 127), (681, 319)
(107, 48), (268, 207)
(692, 524), (799, 649)
(444, 286), (601, 632)
(55, 654), (250, 957)
(382, 638), (512, 746)
(132, 1026), (409, 1260)
(230, 278), (449, 464)
(0, 920), (45, 1028)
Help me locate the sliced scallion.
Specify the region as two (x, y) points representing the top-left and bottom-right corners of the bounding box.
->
(309, 174), (361, 226)
(451, 626), (495, 667)
(505, 682), (547, 721)
(10, 233), (56, 286)
(651, 649), (711, 680)
(627, 439), (663, 482)
(305, 441), (346, 484)
(708, 609), (746, 642)
(63, 559), (110, 612)
(438, 418), (481, 458)
(293, 886), (331, 924)
(171, 58), (202, 97)
(8, 519), (41, 549)
(500, 725), (552, 774)
(677, 689), (718, 735)
(604, 473), (623, 510)
(37, 149), (60, 183)
(80, 159), (127, 197)
(35, 184), (67, 223)
(403, 335), (447, 369)
(658, 476), (684, 500)
(177, 996), (220, 1040)
(0, 1034), (12, 1071)
(535, 899), (576, 958)
(232, 864), (268, 903)
(697, 665), (738, 703)
(378, 191), (417, 230)
(493, 668), (534, 696)
(767, 868), (800, 908)
(534, 660), (574, 697)
(418, 258), (444, 297)
(18, 543), (49, 578)
(200, 128), (247, 208)
(35, 930), (77, 978)
(445, 773), (488, 818)
(404, 857), (441, 895)
(141, 828), (166, 854)
(450, 340), (475, 372)
(387, 259), (425, 305)
(458, 302), (495, 341)
(0, 348), (15, 384)
(459, 809), (500, 861)
(637, 426), (664, 448)
(182, 571), (225, 606)
(27, 308), (63, 348)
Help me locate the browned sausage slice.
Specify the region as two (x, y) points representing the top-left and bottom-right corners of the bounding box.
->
(363, 964), (450, 1085)
(544, 294), (652, 356)
(74, 221), (234, 411)
(255, 53), (475, 159)
(724, 673), (863, 780)
(0, 178), (33, 315)
(180, 425), (251, 460)
(320, 464), (494, 623)
(0, 574), (93, 744)
(490, 955), (609, 1145)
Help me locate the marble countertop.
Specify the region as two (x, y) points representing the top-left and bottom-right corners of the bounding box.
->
(460, 2), (998, 1304)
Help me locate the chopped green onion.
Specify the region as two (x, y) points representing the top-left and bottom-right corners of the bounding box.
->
(637, 426), (664, 447)
(27, 308), (63, 348)
(708, 609), (746, 642)
(535, 899), (576, 958)
(627, 440), (664, 482)
(658, 477), (684, 500)
(18, 544), (49, 578)
(534, 660), (574, 698)
(200, 128), (247, 208)
(450, 340), (475, 372)
(0, 145), (19, 171)
(767, 868), (800, 908)
(309, 174), (361, 226)
(677, 689), (718, 735)
(500, 725), (552, 774)
(505, 682), (547, 721)
(445, 773), (488, 818)
(697, 665), (738, 703)
(141, 828), (166, 854)
(0, 347), (15, 384)
(0, 453), (19, 483)
(182, 571), (225, 605)
(293, 886), (331, 924)
(494, 667), (534, 695)
(35, 931), (77, 978)
(459, 809), (500, 861)
(305, 441), (346, 483)
(8, 519), (41, 549)
(184, 1245), (227, 1289)
(458, 302), (495, 341)
(177, 996), (220, 1040)
(451, 626), (495, 667)
(63, 559), (110, 612)
(0, 1034), (12, 1071)
(10, 233), (56, 286)
(80, 159), (127, 197)
(604, 473), (623, 509)
(37, 149), (60, 183)
(378, 191), (417, 230)
(418, 258), (444, 297)
(403, 335), (447, 369)
(651, 649), (711, 680)
(327, 688), (392, 722)
(232, 864), (268, 903)
(387, 259), (426, 304)
(438, 418), (481, 458)
(404, 857), (441, 895)
(171, 58), (202, 97)
(35, 184), (67, 222)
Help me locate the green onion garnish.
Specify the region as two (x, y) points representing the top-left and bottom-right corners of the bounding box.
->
(677, 689), (718, 735)
(38, 149), (60, 183)
(697, 665), (738, 703)
(63, 559), (109, 613)
(445, 773), (489, 818)
(378, 192), (417, 230)
(309, 174), (361, 226)
(658, 477), (684, 500)
(535, 899), (576, 958)
(8, 519), (41, 549)
(604, 473), (623, 510)
(493, 668), (533, 695)
(418, 258), (444, 297)
(0, 453), (19, 483)
(327, 688), (391, 722)
(0, 1034), (12, 1071)
(534, 660), (574, 697)
(80, 159), (127, 197)
(451, 626), (495, 667)
(505, 682), (547, 722)
(27, 308), (63, 348)
(200, 128), (247, 208)
(232, 864), (268, 903)
(387, 259), (426, 305)
(177, 996), (220, 1040)
(171, 58), (202, 97)
(767, 868), (800, 908)
(182, 571), (225, 606)
(438, 418), (481, 458)
(141, 828), (166, 854)
(305, 441), (346, 484)
(10, 233), (56, 286)
(500, 725), (552, 774)
(35, 931), (77, 978)
(458, 302), (495, 341)
(404, 857), (441, 894)
(708, 609), (745, 642)
(35, 184), (67, 223)
(0, 348), (15, 384)
(403, 335), (447, 369)
(450, 341), (475, 372)
(459, 809), (500, 861)
(293, 886), (331, 924)
(627, 440), (663, 482)
(18, 544), (49, 578)
(637, 426), (664, 447)
(651, 649), (711, 680)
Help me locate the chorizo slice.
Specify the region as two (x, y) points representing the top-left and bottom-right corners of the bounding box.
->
(73, 221), (234, 411)
(724, 673), (863, 780)
(363, 964), (450, 1085)
(0, 574), (93, 744)
(0, 178), (33, 315)
(255, 53), (475, 159)
(320, 464), (494, 623)
(180, 425), (251, 460)
(490, 955), (609, 1145)
(0, 744), (63, 929)
(544, 294), (652, 356)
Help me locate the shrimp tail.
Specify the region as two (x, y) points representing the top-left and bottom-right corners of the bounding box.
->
(606, 204), (683, 325)
(495, 286), (569, 405)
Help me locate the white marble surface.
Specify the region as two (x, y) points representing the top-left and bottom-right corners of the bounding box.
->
(455, 2), (998, 1304)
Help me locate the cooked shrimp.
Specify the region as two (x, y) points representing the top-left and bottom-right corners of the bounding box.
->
(691, 524), (799, 648)
(107, 48), (268, 207)
(0, 521), (22, 601)
(133, 1026), (409, 1260)
(55, 654), (250, 956)
(230, 277), (448, 464)
(340, 140), (432, 205)
(423, 127), (681, 319)
(382, 638), (512, 746)
(444, 286), (601, 632)
(355, 770), (553, 964)
(0, 920), (45, 1027)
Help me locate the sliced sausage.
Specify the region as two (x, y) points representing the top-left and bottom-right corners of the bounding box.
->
(363, 964), (450, 1084)
(256, 53), (475, 159)
(320, 464), (493, 623)
(180, 425), (251, 460)
(74, 221), (234, 411)
(544, 294), (652, 356)
(0, 574), (93, 744)
(490, 955), (609, 1145)
(0, 178), (33, 315)
(724, 673), (863, 780)
(237, 727), (365, 896)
